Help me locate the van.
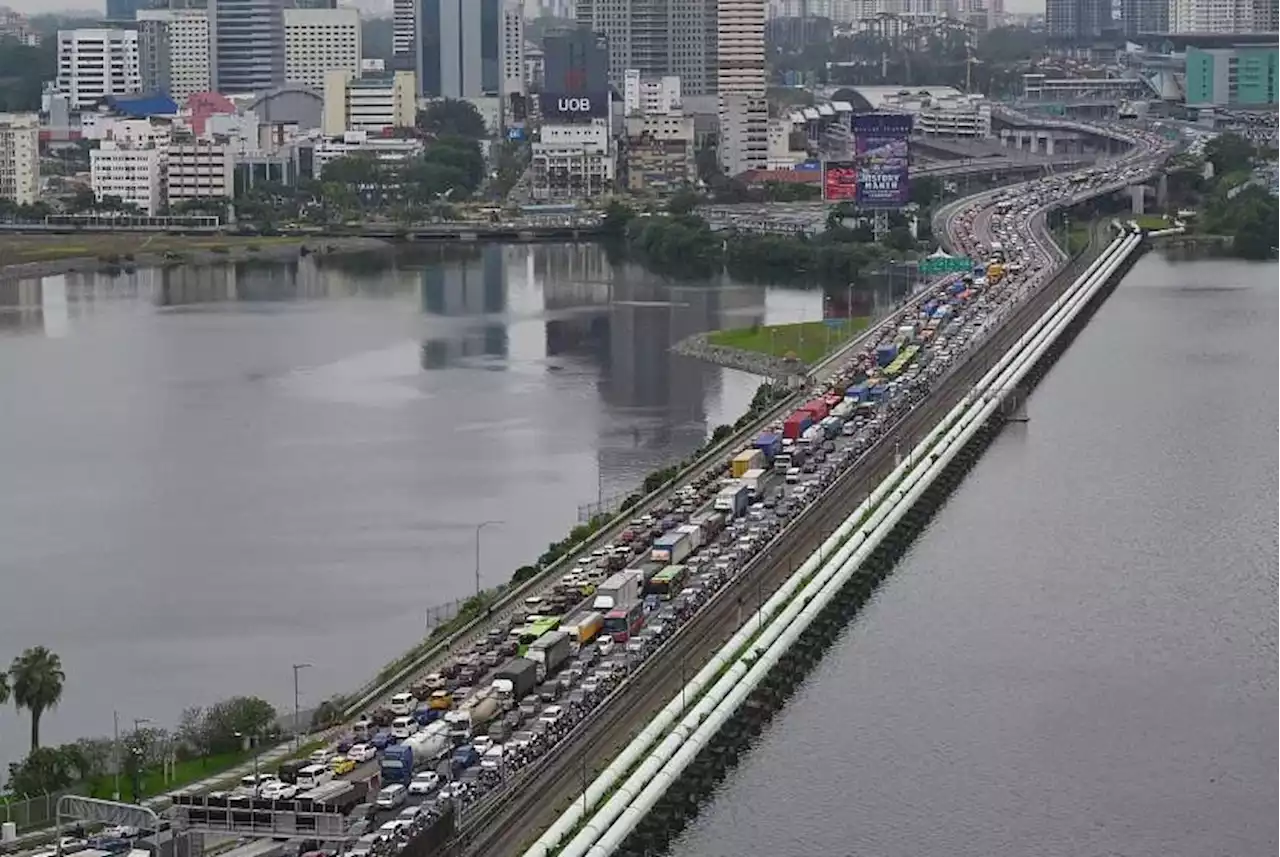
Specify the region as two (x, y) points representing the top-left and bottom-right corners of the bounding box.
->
(295, 763), (333, 790)
(390, 716), (418, 739)
(374, 784), (408, 810)
(388, 692), (416, 716)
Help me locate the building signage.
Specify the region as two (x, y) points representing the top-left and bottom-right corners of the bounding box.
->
(852, 113), (912, 209)
(539, 91), (610, 122)
(822, 159), (857, 201)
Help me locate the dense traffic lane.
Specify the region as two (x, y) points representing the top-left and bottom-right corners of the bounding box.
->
(459, 220), (1117, 857)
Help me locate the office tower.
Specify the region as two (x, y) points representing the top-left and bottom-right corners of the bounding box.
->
(0, 113), (39, 206)
(576, 0), (718, 95)
(137, 8), (212, 101)
(56, 29), (142, 109)
(501, 0), (526, 97)
(1119, 0), (1166, 35)
(1046, 0), (1111, 42)
(284, 6), (361, 88)
(210, 0), (286, 94)
(1256, 0), (1279, 30)
(542, 25), (609, 93)
(416, 0), (501, 98)
(394, 0), (415, 58)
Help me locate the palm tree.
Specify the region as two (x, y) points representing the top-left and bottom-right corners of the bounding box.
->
(10, 647), (65, 752)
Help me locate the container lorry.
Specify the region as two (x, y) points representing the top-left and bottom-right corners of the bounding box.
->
(740, 468), (767, 499)
(875, 343), (898, 367)
(714, 483), (749, 517)
(380, 745), (414, 785)
(650, 530), (693, 565)
(730, 448), (766, 478)
(754, 433), (782, 463)
(491, 658), (538, 701)
(800, 399), (830, 421)
(592, 569), (645, 612)
(782, 412), (812, 440)
(676, 523), (704, 552)
(526, 630), (572, 677)
(560, 612), (604, 650)
(820, 416), (843, 439)
(689, 510), (725, 537)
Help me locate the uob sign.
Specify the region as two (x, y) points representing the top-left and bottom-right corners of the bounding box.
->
(540, 91), (608, 121)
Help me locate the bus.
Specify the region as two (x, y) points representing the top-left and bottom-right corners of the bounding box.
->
(646, 565), (689, 600)
(603, 602), (644, 642)
(516, 616), (561, 656)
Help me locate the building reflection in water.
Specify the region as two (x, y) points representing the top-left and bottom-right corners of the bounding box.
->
(418, 245), (508, 370)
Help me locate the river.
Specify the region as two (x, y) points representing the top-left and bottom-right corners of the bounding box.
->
(0, 243), (906, 764)
(668, 255), (1278, 857)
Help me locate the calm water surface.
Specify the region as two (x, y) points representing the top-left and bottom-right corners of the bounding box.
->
(0, 243), (895, 760)
(669, 255), (1278, 857)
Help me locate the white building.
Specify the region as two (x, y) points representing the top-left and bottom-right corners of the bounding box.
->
(623, 111), (696, 193)
(879, 90), (991, 138)
(322, 70), (417, 136)
(717, 0), (767, 97)
(531, 119), (615, 201)
(312, 130), (424, 175)
(80, 115), (174, 149)
(166, 138), (234, 206)
(0, 113), (40, 206)
(135, 7), (211, 103)
(719, 92), (768, 177)
(90, 142), (164, 214)
(284, 7), (362, 89)
(56, 29), (141, 110)
(623, 70), (682, 116)
(501, 0), (526, 99)
(1170, 0), (1257, 32)
(767, 117), (807, 169)
(393, 0), (414, 58)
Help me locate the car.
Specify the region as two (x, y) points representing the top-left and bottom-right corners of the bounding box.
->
(330, 756), (357, 775)
(375, 784), (408, 810)
(259, 780), (298, 800)
(407, 772), (442, 798)
(539, 705), (566, 726)
(346, 743), (376, 763)
(308, 749), (336, 767)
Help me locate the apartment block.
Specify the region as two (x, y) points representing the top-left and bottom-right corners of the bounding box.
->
(623, 70), (682, 115)
(285, 6), (362, 89)
(136, 8), (212, 102)
(0, 113), (40, 206)
(166, 138), (234, 206)
(719, 91), (768, 177)
(56, 29), (142, 110)
(623, 112), (695, 194)
(322, 69), (417, 135)
(90, 142), (165, 213)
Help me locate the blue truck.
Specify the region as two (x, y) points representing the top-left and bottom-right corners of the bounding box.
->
(754, 432), (782, 463)
(380, 744), (414, 785)
(875, 343), (898, 367)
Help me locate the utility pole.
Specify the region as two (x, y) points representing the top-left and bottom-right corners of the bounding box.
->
(292, 663), (312, 749)
(112, 710), (120, 801)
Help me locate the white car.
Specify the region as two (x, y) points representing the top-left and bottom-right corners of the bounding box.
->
(408, 771), (441, 795)
(538, 705), (566, 726)
(346, 743), (376, 763)
(597, 637), (614, 656)
(308, 749), (336, 767)
(259, 781), (298, 800)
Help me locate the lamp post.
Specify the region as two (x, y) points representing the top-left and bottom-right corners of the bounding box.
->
(474, 520), (503, 597)
(292, 663), (312, 749)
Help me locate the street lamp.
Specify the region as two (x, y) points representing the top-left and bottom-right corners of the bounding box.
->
(474, 520), (503, 597)
(292, 663), (312, 749)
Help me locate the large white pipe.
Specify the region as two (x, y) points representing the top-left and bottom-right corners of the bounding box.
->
(586, 232), (1143, 857)
(529, 230), (1137, 857)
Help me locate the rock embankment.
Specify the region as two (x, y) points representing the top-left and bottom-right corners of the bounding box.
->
(673, 332), (807, 379)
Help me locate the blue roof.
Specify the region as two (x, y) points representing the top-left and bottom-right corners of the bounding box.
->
(105, 92), (178, 118)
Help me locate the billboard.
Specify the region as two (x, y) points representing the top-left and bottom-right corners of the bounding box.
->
(853, 113), (912, 208)
(822, 160), (857, 201)
(539, 91), (610, 122)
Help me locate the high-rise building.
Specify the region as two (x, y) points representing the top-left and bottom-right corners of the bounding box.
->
(394, 0), (415, 58)
(542, 26), (609, 94)
(1119, 0), (1166, 35)
(284, 6), (361, 89)
(576, 0), (719, 95)
(718, 90), (767, 176)
(1184, 45), (1279, 106)
(416, 0), (501, 98)
(1045, 0), (1111, 43)
(166, 138), (234, 206)
(0, 113), (40, 206)
(717, 0), (766, 96)
(1170, 0), (1259, 32)
(501, 0), (526, 97)
(210, 0), (286, 94)
(322, 69), (417, 134)
(90, 142), (165, 213)
(137, 8), (212, 102)
(1257, 0), (1279, 29)
(56, 29), (143, 109)
(105, 0), (165, 23)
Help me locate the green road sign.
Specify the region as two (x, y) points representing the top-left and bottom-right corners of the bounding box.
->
(919, 256), (973, 276)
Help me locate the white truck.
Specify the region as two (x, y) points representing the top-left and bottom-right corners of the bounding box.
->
(676, 523), (704, 552)
(592, 568), (645, 612)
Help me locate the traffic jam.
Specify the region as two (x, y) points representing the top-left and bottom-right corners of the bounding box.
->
(222, 139), (1172, 857)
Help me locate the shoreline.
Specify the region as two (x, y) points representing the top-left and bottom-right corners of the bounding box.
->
(0, 236), (394, 280)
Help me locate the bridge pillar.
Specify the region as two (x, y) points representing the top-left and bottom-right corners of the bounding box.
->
(1002, 385), (1030, 423)
(1130, 185), (1146, 216)
(1045, 134), (1056, 156)
(1156, 173), (1169, 209)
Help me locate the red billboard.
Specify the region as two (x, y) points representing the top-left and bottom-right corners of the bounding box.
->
(822, 160), (857, 201)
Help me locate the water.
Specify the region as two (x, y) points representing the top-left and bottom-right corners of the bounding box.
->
(0, 243), (897, 761)
(668, 255), (1278, 857)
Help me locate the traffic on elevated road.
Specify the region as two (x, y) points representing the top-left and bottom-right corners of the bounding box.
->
(153, 123), (1175, 857)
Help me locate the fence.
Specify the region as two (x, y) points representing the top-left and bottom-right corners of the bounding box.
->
(423, 597), (469, 635)
(576, 491), (635, 524)
(1, 790), (72, 835)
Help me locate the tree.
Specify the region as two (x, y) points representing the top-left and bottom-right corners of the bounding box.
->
(10, 646), (65, 752)
(200, 696), (278, 755)
(1203, 133), (1257, 178)
(0, 670), (8, 706)
(667, 188), (701, 216)
(416, 99), (488, 139)
(6, 746), (76, 796)
(175, 706), (209, 761)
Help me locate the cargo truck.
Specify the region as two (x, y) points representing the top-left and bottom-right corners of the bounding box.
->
(715, 483), (750, 517)
(800, 399), (830, 421)
(592, 569), (644, 612)
(875, 343), (898, 367)
(650, 530), (693, 565)
(444, 693), (502, 742)
(782, 411), (812, 440)
(380, 745), (414, 785)
(730, 448), (765, 478)
(689, 509), (725, 537)
(560, 612), (604, 650)
(754, 433), (782, 463)
(492, 658), (538, 701)
(740, 468), (767, 499)
(676, 523), (704, 552)
(526, 630), (572, 677)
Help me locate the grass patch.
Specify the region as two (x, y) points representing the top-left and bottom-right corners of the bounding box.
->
(81, 749), (256, 801)
(0, 234), (299, 265)
(1066, 224), (1092, 256)
(708, 318), (869, 366)
(1134, 214), (1170, 230)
